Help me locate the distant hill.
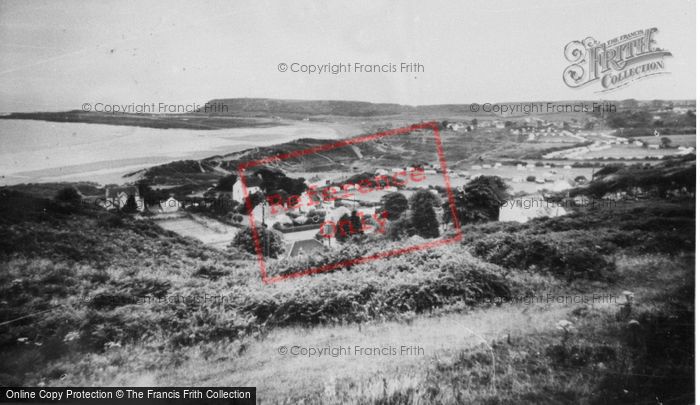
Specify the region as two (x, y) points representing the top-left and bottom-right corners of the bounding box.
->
(3, 98), (661, 126)
(205, 98), (414, 117)
(202, 98), (623, 118)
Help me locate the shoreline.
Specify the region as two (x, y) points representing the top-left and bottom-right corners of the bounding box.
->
(0, 119), (360, 187)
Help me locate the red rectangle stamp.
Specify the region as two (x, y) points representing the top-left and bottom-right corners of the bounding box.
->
(237, 122), (462, 284)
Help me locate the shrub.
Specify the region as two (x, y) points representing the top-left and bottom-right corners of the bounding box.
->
(231, 226), (284, 258)
(54, 187), (81, 205)
(386, 212), (415, 241)
(470, 233), (615, 280)
(410, 190), (439, 238)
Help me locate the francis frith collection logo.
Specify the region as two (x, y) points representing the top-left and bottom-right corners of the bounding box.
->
(563, 28), (672, 92)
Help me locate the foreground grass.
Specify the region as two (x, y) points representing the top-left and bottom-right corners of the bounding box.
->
(41, 253), (693, 404)
(0, 189), (694, 403)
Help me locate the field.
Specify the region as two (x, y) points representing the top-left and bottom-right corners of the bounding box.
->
(575, 144), (681, 159)
(153, 213), (239, 250)
(634, 134), (696, 147)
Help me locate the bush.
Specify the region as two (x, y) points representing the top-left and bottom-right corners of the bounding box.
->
(54, 187), (81, 205)
(251, 246), (512, 327)
(470, 233), (615, 280)
(410, 190), (439, 238)
(231, 226), (284, 258)
(386, 212), (415, 241)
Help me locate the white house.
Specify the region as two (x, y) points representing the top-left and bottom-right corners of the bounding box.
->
(159, 197), (181, 213)
(232, 178), (262, 204)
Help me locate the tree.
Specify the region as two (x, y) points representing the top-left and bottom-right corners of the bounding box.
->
(445, 175), (509, 225)
(213, 194), (237, 216)
(122, 195), (139, 213)
(231, 226), (284, 258)
(409, 190), (440, 238)
(386, 211), (415, 241)
(350, 210), (363, 237)
(55, 187), (81, 205)
(335, 211), (363, 243)
(215, 174), (237, 191)
(137, 180), (167, 205)
(380, 192), (409, 220)
(660, 137), (672, 149)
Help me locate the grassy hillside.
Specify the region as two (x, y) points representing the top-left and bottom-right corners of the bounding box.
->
(0, 190), (513, 385)
(136, 125), (583, 185)
(0, 180), (694, 403)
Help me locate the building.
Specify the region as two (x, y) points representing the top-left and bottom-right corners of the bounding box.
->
(159, 196), (181, 213)
(232, 177), (262, 203)
(288, 239), (327, 257)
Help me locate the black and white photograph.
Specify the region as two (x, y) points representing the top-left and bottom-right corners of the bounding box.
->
(0, 0), (696, 403)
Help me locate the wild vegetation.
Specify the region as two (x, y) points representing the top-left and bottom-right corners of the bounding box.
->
(0, 155), (695, 403)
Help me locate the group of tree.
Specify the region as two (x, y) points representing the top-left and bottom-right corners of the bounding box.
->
(442, 176), (509, 225)
(253, 167), (307, 197)
(215, 174), (238, 191)
(136, 180), (170, 205)
(385, 190), (440, 240)
(383, 176), (511, 241)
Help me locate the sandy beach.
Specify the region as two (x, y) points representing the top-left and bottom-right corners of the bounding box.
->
(0, 119), (360, 185)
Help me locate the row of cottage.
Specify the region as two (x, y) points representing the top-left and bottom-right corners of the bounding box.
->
(99, 187), (180, 213)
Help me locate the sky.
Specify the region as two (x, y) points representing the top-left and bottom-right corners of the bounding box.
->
(0, 0), (695, 112)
